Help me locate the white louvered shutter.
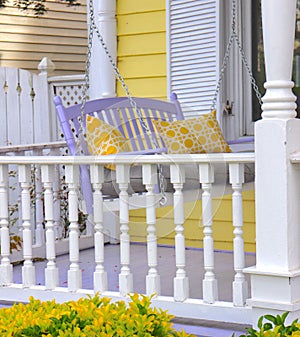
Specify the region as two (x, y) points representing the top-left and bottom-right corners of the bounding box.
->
(167, 0), (219, 119)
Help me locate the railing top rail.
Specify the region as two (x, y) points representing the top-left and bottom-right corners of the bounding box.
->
(0, 152), (255, 165)
(48, 74), (85, 84)
(0, 141), (67, 154)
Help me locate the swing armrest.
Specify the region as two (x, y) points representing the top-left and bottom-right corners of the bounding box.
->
(227, 136), (254, 145)
(227, 136), (254, 152)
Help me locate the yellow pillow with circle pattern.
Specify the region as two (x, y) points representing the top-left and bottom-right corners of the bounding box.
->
(153, 110), (231, 154)
(86, 115), (131, 169)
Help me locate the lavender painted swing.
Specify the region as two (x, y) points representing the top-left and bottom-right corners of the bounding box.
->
(54, 93), (196, 217)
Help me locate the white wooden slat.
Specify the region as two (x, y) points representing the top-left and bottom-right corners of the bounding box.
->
(170, 49), (216, 60)
(0, 68), (8, 146)
(170, 28), (216, 40)
(171, 58), (216, 68)
(19, 68), (34, 144)
(171, 80), (216, 90)
(171, 72), (216, 82)
(171, 40), (216, 51)
(6, 68), (20, 145)
(33, 71), (52, 143)
(171, 1), (215, 13)
(171, 21), (216, 33)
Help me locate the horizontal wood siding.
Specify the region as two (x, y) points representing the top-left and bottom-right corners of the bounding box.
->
(0, 0), (87, 75)
(116, 0), (167, 98)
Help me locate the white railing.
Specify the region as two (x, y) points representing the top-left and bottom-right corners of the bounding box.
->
(0, 153), (255, 324)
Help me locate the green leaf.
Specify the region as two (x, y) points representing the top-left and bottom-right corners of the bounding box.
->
(281, 311), (289, 324)
(275, 314), (283, 325)
(257, 316), (264, 329)
(263, 322), (273, 331)
(264, 314), (277, 324)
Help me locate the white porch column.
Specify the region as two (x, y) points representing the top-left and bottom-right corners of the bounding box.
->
(246, 0), (299, 325)
(89, 0), (116, 99)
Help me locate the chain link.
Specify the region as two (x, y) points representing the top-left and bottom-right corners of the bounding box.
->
(79, 0), (167, 205)
(210, 0), (262, 112)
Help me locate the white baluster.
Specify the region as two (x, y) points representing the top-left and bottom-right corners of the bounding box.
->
(171, 164), (189, 301)
(90, 164), (108, 292)
(200, 163), (218, 304)
(65, 164), (82, 291)
(19, 164), (35, 287)
(34, 163), (45, 245)
(53, 164), (62, 239)
(229, 163), (248, 306)
(0, 164), (13, 285)
(15, 151), (24, 235)
(143, 164), (160, 296)
(116, 164), (133, 296)
(41, 165), (59, 290)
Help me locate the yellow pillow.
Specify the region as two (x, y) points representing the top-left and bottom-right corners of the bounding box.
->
(86, 115), (131, 169)
(153, 110), (231, 154)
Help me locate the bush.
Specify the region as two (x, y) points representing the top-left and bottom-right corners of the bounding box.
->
(0, 294), (195, 336)
(236, 312), (300, 337)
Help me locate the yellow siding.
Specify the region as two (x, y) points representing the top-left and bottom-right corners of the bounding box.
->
(116, 0), (166, 98)
(0, 0), (87, 75)
(129, 190), (256, 253)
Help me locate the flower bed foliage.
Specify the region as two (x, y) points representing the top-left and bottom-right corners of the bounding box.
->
(236, 312), (300, 337)
(0, 294), (194, 337)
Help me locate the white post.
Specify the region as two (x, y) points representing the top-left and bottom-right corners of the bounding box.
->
(37, 57), (56, 142)
(89, 0), (117, 99)
(246, 0), (299, 325)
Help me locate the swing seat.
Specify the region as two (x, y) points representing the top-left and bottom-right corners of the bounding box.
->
(54, 93), (201, 214)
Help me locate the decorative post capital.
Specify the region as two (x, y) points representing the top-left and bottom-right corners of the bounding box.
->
(261, 0), (297, 119)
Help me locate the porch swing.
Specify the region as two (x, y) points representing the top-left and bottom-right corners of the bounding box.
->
(54, 0), (260, 226)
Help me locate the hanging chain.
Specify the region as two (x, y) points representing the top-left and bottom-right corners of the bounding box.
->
(76, 16), (94, 154)
(210, 0), (262, 112)
(81, 0), (167, 205)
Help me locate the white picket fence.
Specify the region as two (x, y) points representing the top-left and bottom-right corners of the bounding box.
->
(0, 58), (85, 148)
